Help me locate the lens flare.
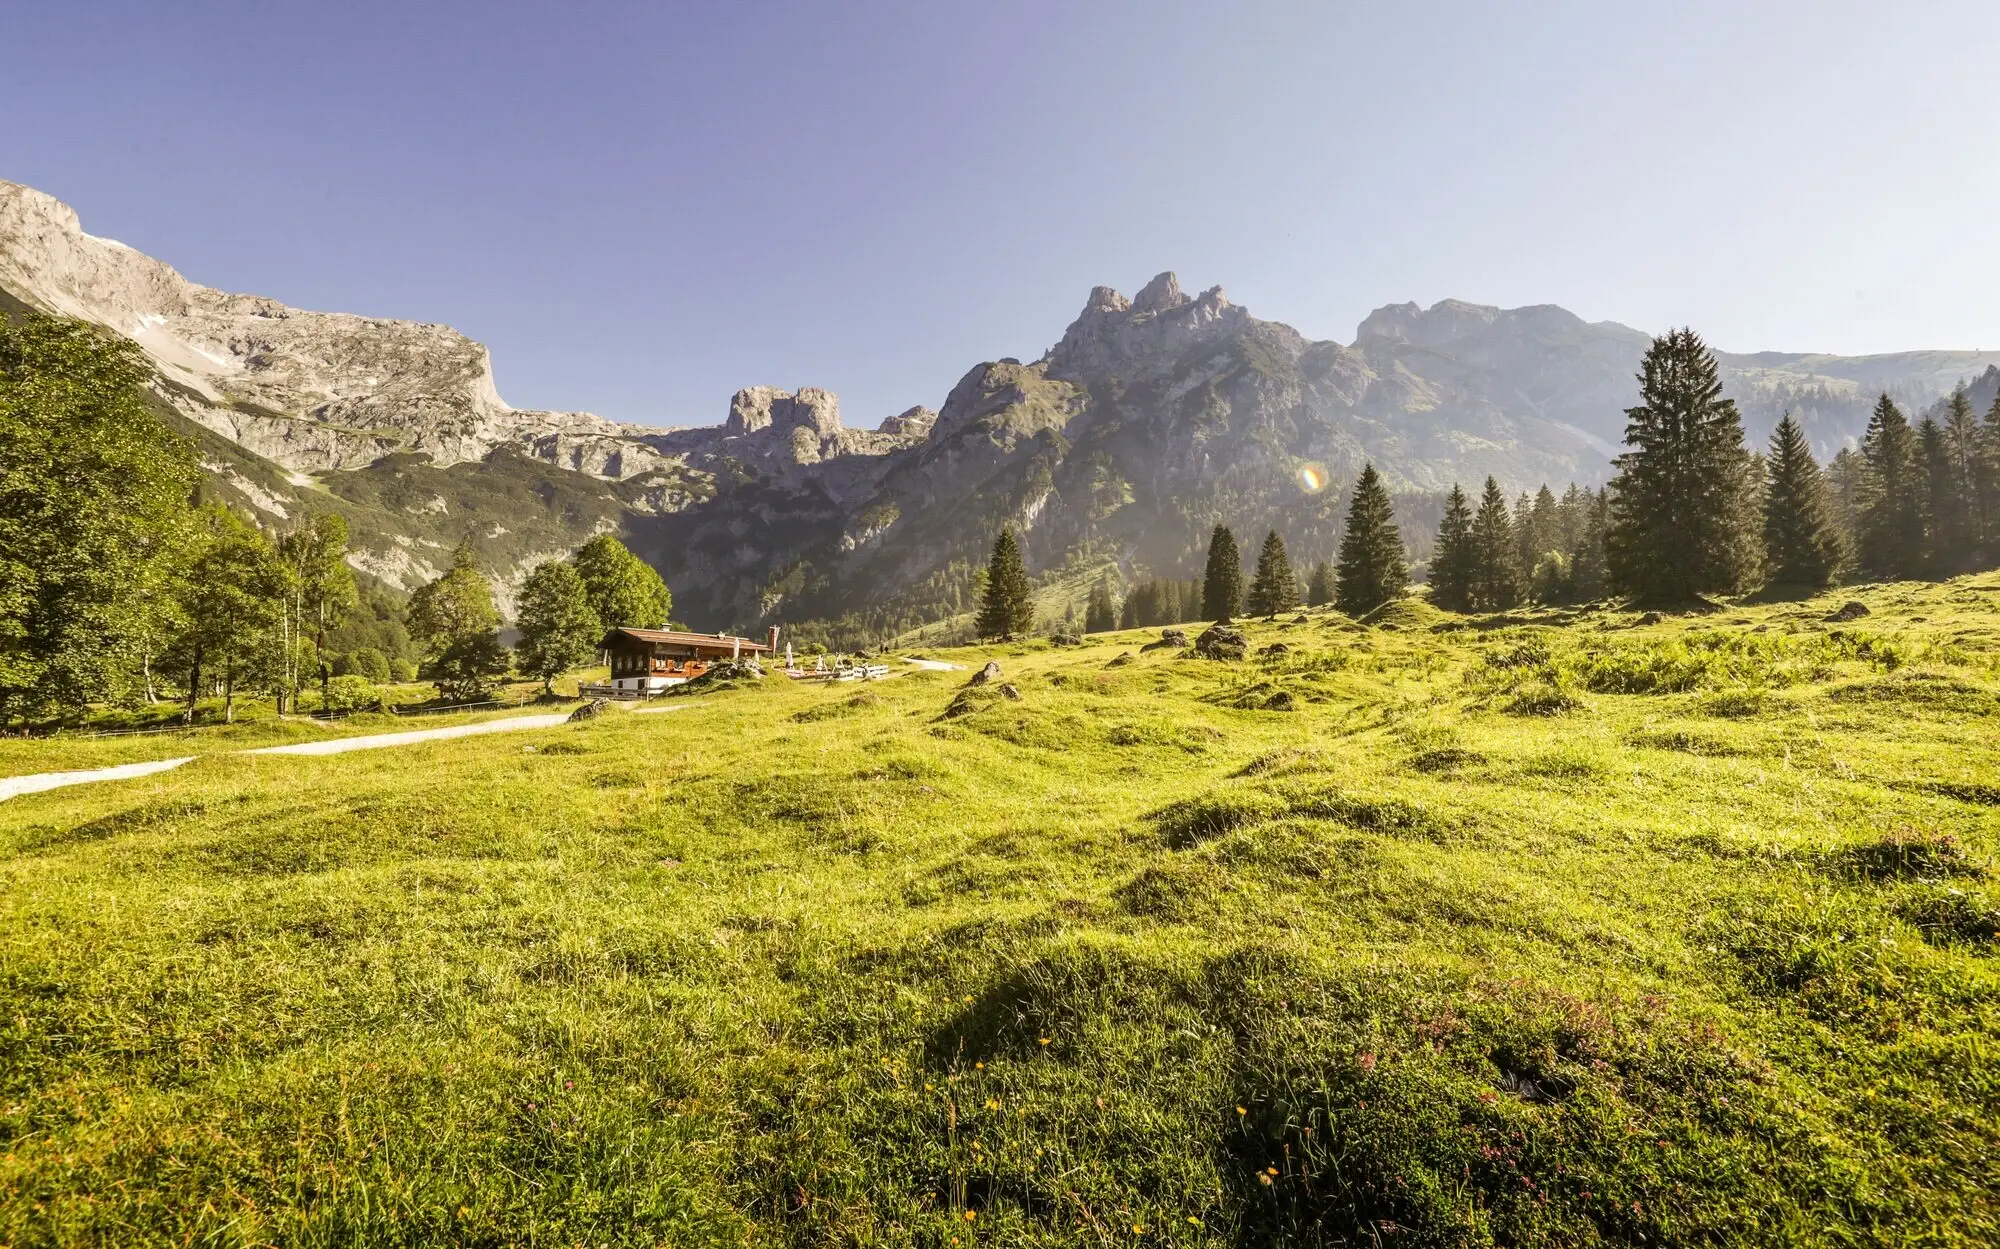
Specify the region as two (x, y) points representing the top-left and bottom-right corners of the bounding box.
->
(1297, 463), (1328, 494)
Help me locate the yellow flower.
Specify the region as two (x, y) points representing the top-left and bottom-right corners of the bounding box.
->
(1235, 1105), (1246, 1116)
(985, 1098), (999, 1110)
(963, 1209), (977, 1222)
(975, 1062), (984, 1070)
(1038, 1036), (1050, 1046)
(1187, 1216), (1201, 1226)
(1132, 1224), (1146, 1235)
(1258, 1173), (1273, 1186)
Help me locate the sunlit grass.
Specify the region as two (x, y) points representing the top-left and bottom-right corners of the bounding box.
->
(2, 579), (1997, 1244)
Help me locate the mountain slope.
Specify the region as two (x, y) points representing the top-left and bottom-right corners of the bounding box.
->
(6, 177), (1996, 638)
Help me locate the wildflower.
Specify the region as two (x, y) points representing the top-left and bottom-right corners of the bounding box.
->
(1258, 1173), (1273, 1186)
(986, 1098), (999, 1110)
(1266, 1166), (1278, 1176)
(1038, 1036), (1050, 1046)
(975, 1062), (984, 1070)
(964, 1209), (977, 1222)
(1235, 1105), (1246, 1116)
(1187, 1216), (1201, 1226)
(1132, 1224), (1146, 1235)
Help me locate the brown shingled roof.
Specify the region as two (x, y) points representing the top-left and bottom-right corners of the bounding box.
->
(599, 627), (772, 652)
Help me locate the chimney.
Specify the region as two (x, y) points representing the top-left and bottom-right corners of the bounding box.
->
(767, 625), (781, 654)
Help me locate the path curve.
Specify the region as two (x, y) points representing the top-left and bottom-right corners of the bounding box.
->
(0, 756), (195, 802)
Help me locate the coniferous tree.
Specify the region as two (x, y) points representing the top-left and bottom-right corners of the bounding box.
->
(1917, 416), (1961, 575)
(1201, 524), (1242, 621)
(1429, 484), (1476, 612)
(1980, 390), (2000, 556)
(1245, 529), (1298, 617)
(1826, 447), (1868, 554)
(1305, 560), (1335, 608)
(1937, 390), (1984, 571)
(1605, 329), (1759, 602)
(514, 560), (602, 693)
(1084, 577), (1118, 633)
(1762, 414), (1843, 590)
(975, 528), (1033, 639)
(1570, 489), (1610, 601)
(1859, 394), (1923, 579)
(1469, 477), (1521, 611)
(1516, 486), (1559, 580)
(1556, 484), (1592, 554)
(1334, 464), (1408, 615)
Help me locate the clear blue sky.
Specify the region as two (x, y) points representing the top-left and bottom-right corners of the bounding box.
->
(4, 2), (1995, 428)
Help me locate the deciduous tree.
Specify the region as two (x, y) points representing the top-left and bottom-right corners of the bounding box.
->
(514, 559), (601, 693)
(570, 535), (672, 629)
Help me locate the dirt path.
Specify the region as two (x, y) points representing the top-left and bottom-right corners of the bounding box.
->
(246, 713), (573, 757)
(0, 756), (196, 802)
(902, 657), (962, 672)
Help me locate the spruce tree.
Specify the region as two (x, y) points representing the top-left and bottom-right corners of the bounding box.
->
(1469, 477), (1521, 611)
(1917, 416), (1959, 575)
(1246, 529), (1298, 617)
(1605, 328), (1759, 602)
(1334, 464), (1408, 615)
(1084, 577), (1118, 633)
(1826, 447), (1868, 554)
(1201, 524), (1242, 621)
(1981, 390), (2000, 556)
(1859, 394), (1923, 579)
(1430, 484), (1476, 612)
(975, 528), (1033, 639)
(1938, 390), (1983, 571)
(1570, 489), (1610, 601)
(1762, 414), (1843, 590)
(1305, 560), (1335, 608)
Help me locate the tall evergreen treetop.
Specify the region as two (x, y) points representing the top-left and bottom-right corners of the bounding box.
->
(1469, 477), (1521, 611)
(1605, 328), (1759, 602)
(1858, 393), (1923, 579)
(1084, 576), (1117, 634)
(1430, 484), (1475, 612)
(1762, 414), (1843, 590)
(1246, 529), (1298, 617)
(1334, 464), (1408, 615)
(1200, 524), (1242, 622)
(975, 528), (1033, 639)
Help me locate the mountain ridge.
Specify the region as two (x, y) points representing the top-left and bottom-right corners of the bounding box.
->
(5, 177), (1996, 638)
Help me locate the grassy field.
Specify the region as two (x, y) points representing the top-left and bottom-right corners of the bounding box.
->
(3, 580), (1998, 1246)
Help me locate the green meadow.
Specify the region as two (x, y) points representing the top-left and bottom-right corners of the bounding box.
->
(3, 578), (1998, 1247)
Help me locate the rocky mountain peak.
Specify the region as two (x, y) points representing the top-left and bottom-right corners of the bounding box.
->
(1131, 271), (1187, 315)
(1046, 272), (1247, 383)
(725, 386), (843, 437)
(877, 405), (937, 437)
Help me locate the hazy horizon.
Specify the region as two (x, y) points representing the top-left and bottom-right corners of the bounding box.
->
(4, 1), (1995, 428)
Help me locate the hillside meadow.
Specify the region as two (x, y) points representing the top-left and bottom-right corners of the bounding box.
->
(3, 578), (1998, 1246)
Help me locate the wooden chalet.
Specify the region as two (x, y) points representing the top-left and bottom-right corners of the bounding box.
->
(600, 626), (777, 693)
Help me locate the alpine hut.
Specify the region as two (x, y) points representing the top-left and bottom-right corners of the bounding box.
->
(601, 626), (778, 694)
